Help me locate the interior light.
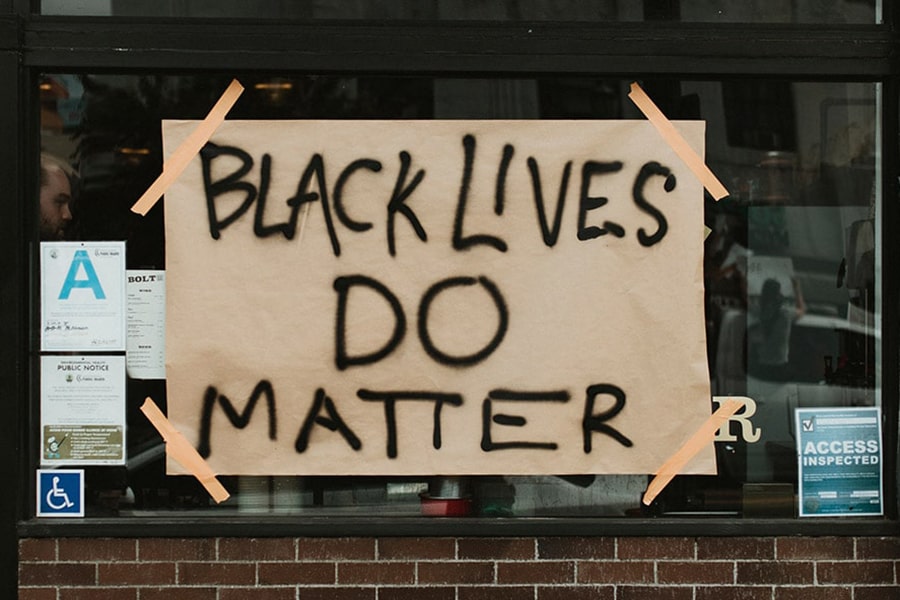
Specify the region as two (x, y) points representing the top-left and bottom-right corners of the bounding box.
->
(254, 81), (294, 91)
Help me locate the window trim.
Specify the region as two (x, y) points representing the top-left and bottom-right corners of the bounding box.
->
(3, 11), (899, 552)
(15, 515), (900, 539)
(22, 18), (900, 76)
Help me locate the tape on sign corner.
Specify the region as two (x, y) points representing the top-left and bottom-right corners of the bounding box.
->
(130, 79), (245, 217)
(641, 398), (743, 506)
(627, 81), (729, 202)
(139, 397), (231, 504)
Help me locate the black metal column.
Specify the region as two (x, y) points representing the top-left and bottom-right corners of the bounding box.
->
(0, 16), (24, 600)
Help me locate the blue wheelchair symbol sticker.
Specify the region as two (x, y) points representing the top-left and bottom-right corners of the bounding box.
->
(37, 469), (84, 517)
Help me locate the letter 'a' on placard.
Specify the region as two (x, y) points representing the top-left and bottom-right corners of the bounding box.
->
(163, 119), (714, 477)
(41, 241), (127, 352)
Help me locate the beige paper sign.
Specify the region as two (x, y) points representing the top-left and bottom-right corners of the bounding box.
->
(163, 119), (713, 476)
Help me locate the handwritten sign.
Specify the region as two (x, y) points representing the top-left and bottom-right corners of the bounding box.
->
(163, 119), (713, 476)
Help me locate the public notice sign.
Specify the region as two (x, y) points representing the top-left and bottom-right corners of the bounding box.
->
(796, 407), (883, 517)
(41, 354), (126, 466)
(163, 119), (713, 476)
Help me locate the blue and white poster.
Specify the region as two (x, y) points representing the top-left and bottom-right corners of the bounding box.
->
(796, 407), (883, 517)
(36, 469), (84, 517)
(41, 241), (126, 351)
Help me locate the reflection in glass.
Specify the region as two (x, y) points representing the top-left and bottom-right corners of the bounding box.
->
(702, 82), (879, 509)
(38, 74), (880, 518)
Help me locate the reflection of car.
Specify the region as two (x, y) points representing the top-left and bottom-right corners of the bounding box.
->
(714, 307), (877, 484)
(715, 307), (876, 390)
(747, 312), (877, 385)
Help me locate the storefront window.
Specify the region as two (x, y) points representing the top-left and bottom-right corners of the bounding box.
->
(39, 0), (882, 24)
(35, 73), (883, 519)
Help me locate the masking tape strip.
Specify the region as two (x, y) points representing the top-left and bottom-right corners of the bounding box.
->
(131, 79), (244, 216)
(140, 397), (230, 503)
(642, 398), (743, 506)
(628, 82), (729, 201)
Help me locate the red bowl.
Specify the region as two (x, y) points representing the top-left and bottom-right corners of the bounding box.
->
(419, 494), (473, 517)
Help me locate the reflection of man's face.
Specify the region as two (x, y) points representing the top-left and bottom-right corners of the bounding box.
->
(40, 167), (72, 240)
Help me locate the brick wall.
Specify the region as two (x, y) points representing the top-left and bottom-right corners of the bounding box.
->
(18, 535), (900, 600)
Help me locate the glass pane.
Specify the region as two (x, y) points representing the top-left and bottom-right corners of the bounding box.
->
(40, 0), (882, 24)
(37, 74), (882, 518)
(684, 80), (881, 516)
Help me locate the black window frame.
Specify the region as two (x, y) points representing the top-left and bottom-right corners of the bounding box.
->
(3, 5), (899, 595)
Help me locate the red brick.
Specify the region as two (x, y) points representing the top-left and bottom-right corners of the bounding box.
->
(818, 560), (895, 584)
(497, 561), (574, 584)
(296, 588), (375, 600)
(418, 561), (494, 584)
(776, 537), (854, 560)
(297, 538), (375, 560)
(139, 588), (217, 600)
(220, 589), (296, 600)
(618, 586), (693, 600)
(538, 536), (615, 559)
(58, 538), (136, 561)
(697, 537), (774, 560)
(177, 561), (255, 585)
(854, 586), (900, 600)
(458, 538), (534, 560)
(459, 586), (535, 600)
(59, 589), (137, 600)
(19, 563), (96, 586)
(737, 561), (813, 585)
(538, 586), (615, 600)
(378, 537), (455, 560)
(259, 561), (335, 585)
(578, 560), (654, 584)
(696, 587), (774, 600)
(338, 561), (415, 585)
(379, 587), (455, 600)
(98, 561), (176, 585)
(19, 539), (57, 561)
(17, 589), (57, 600)
(138, 538), (217, 561)
(658, 560), (734, 584)
(219, 537), (295, 561)
(774, 587), (852, 600)
(857, 537), (900, 559)
(618, 537), (694, 560)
